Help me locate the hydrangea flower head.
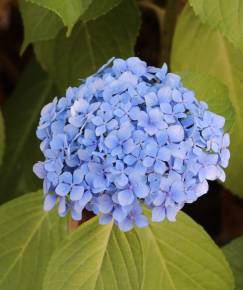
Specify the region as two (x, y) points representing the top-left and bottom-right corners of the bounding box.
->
(33, 57), (230, 231)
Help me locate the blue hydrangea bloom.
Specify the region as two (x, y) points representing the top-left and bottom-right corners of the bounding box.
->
(33, 57), (230, 231)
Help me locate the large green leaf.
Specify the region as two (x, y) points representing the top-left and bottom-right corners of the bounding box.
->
(0, 61), (56, 204)
(43, 209), (233, 290)
(34, 0), (141, 93)
(20, 0), (121, 53)
(139, 210), (234, 290)
(188, 0), (243, 53)
(26, 0), (93, 35)
(180, 71), (235, 131)
(0, 191), (67, 290)
(20, 0), (63, 52)
(171, 5), (243, 197)
(43, 217), (143, 290)
(223, 235), (243, 290)
(0, 110), (4, 166)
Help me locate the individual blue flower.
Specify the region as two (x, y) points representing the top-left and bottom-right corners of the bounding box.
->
(137, 108), (167, 136)
(55, 169), (85, 200)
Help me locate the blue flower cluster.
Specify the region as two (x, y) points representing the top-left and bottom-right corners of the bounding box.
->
(34, 57), (230, 231)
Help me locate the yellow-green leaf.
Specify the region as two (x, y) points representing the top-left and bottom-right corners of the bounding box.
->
(223, 235), (243, 290)
(0, 191), (67, 290)
(139, 210), (234, 290)
(189, 0), (243, 53)
(179, 71), (235, 132)
(43, 217), (143, 290)
(171, 5), (243, 197)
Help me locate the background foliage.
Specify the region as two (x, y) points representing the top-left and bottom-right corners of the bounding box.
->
(0, 0), (242, 289)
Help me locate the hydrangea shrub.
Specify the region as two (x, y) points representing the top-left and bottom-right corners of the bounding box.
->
(1, 0), (241, 289)
(33, 57), (230, 231)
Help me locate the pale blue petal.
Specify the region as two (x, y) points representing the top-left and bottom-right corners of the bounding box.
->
(43, 194), (57, 211)
(167, 125), (184, 143)
(98, 195), (113, 214)
(135, 215), (148, 228)
(99, 214), (113, 224)
(152, 207), (165, 222)
(143, 156), (154, 167)
(55, 183), (71, 196)
(118, 190), (134, 206)
(70, 185), (84, 201)
(73, 168), (84, 184)
(118, 218), (133, 232)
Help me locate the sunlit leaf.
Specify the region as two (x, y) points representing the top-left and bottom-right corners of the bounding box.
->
(171, 5), (243, 197)
(0, 191), (67, 290)
(189, 0), (243, 53)
(43, 217), (143, 290)
(223, 235), (243, 290)
(179, 71), (235, 131)
(139, 209), (234, 290)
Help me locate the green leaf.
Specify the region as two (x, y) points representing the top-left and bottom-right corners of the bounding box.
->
(43, 208), (233, 290)
(20, 0), (63, 53)
(0, 190), (67, 290)
(0, 110), (4, 166)
(26, 0), (93, 35)
(179, 71), (235, 131)
(80, 0), (122, 22)
(171, 5), (243, 197)
(43, 217), (143, 290)
(34, 0), (141, 93)
(139, 210), (234, 290)
(223, 235), (243, 290)
(0, 61), (56, 204)
(189, 0), (243, 53)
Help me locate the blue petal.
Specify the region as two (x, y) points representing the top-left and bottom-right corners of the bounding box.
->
(55, 182), (71, 196)
(152, 207), (165, 222)
(70, 185), (84, 201)
(43, 194), (57, 211)
(99, 214), (113, 225)
(58, 197), (67, 216)
(71, 208), (82, 221)
(79, 191), (93, 207)
(167, 125), (184, 143)
(118, 190), (134, 206)
(59, 172), (72, 184)
(105, 132), (118, 149)
(73, 168), (84, 184)
(98, 194), (113, 214)
(33, 162), (45, 179)
(135, 215), (148, 228)
(118, 218), (133, 232)
(113, 207), (127, 222)
(154, 160), (167, 174)
(145, 92), (158, 107)
(143, 156), (154, 167)
(92, 116), (103, 126)
(116, 173), (128, 187)
(166, 205), (178, 222)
